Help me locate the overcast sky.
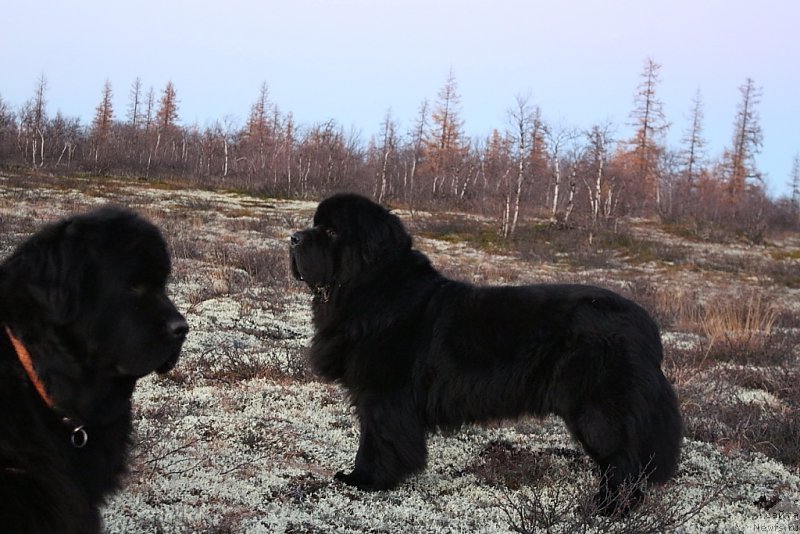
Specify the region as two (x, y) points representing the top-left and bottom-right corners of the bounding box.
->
(1, 0), (797, 197)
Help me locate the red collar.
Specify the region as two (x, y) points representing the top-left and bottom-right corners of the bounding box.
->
(4, 325), (88, 448)
(4, 325), (55, 408)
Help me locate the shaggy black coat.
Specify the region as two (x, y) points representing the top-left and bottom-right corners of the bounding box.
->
(0, 207), (188, 533)
(290, 193), (682, 515)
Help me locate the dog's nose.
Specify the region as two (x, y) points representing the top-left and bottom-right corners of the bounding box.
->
(290, 232), (304, 247)
(167, 317), (189, 339)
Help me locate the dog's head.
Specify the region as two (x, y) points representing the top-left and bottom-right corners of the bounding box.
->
(0, 207), (187, 419)
(289, 194), (411, 297)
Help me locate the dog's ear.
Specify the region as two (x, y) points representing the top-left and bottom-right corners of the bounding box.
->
(359, 209), (412, 266)
(3, 220), (85, 325)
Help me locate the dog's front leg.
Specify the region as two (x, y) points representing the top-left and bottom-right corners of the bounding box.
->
(335, 391), (427, 491)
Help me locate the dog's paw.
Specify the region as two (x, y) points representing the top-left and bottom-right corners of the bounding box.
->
(334, 469), (382, 491)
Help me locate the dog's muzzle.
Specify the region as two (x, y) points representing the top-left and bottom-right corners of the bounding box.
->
(290, 232), (304, 248)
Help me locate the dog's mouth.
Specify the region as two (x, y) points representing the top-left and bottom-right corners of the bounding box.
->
(156, 350), (181, 374)
(115, 342), (183, 378)
(289, 251), (305, 282)
(156, 334), (186, 374)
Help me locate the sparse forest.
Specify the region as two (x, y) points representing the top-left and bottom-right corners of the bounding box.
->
(0, 59), (798, 242)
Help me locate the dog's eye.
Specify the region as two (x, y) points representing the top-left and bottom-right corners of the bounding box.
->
(325, 228), (337, 239)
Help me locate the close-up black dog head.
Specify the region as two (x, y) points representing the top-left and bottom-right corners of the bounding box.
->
(290, 193), (411, 297)
(0, 206), (188, 533)
(0, 207), (187, 421)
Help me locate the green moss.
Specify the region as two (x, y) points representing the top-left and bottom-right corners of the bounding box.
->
(420, 227), (509, 254)
(663, 222), (703, 242)
(770, 249), (800, 261)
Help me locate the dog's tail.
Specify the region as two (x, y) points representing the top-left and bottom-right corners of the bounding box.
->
(640, 371), (683, 485)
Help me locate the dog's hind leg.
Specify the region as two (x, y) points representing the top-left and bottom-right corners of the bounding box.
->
(566, 406), (645, 516)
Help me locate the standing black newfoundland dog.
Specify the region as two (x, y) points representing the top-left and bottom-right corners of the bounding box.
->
(291, 193), (682, 514)
(0, 207), (188, 533)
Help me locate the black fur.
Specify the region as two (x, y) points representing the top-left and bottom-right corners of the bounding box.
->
(0, 207), (188, 533)
(290, 193), (682, 515)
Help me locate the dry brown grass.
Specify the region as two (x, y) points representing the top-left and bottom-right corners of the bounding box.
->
(624, 282), (702, 332)
(699, 292), (780, 360)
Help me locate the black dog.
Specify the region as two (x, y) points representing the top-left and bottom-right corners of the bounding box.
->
(0, 207), (188, 533)
(290, 193), (682, 514)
